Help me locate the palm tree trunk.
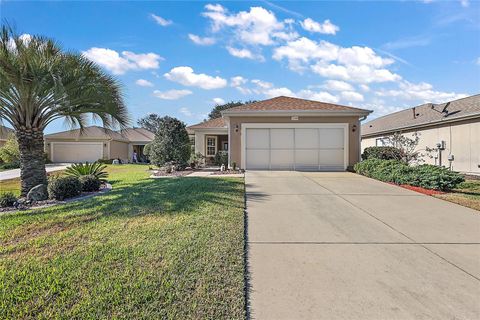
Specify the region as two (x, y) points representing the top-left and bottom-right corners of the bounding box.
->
(16, 128), (47, 197)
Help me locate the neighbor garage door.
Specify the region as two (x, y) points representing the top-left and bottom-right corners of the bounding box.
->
(51, 142), (103, 163)
(245, 124), (347, 171)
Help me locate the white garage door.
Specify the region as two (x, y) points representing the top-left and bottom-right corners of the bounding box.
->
(245, 125), (347, 171)
(51, 142), (103, 163)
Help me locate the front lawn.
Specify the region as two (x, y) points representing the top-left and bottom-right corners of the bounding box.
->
(434, 179), (480, 211)
(0, 165), (246, 319)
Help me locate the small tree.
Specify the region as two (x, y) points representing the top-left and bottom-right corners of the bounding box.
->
(137, 113), (163, 133)
(208, 100), (257, 120)
(0, 133), (19, 164)
(148, 116), (191, 167)
(383, 132), (423, 164)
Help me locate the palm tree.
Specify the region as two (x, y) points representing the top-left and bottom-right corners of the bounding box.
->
(0, 26), (130, 196)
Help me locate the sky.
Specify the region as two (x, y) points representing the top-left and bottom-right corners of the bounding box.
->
(1, 0), (479, 134)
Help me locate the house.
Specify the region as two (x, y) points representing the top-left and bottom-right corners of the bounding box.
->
(0, 125), (14, 147)
(44, 126), (154, 163)
(187, 96), (372, 171)
(361, 94), (480, 174)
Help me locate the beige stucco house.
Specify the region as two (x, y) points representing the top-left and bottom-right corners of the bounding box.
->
(44, 126), (154, 163)
(361, 95), (480, 175)
(188, 96), (372, 171)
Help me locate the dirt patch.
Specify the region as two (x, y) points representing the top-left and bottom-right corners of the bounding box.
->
(398, 184), (446, 195)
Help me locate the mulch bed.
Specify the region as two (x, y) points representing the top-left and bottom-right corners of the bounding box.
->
(397, 184), (445, 195)
(151, 170), (193, 177)
(211, 170), (243, 175)
(0, 184), (111, 213)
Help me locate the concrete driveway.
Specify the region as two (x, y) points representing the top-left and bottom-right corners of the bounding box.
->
(246, 171), (480, 320)
(0, 163), (70, 181)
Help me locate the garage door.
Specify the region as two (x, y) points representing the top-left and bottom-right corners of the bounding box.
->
(51, 142), (103, 163)
(245, 125), (346, 171)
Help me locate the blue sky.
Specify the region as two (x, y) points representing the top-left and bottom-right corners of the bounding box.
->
(2, 0), (479, 133)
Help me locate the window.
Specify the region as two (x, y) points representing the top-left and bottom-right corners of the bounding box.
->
(206, 136), (217, 156)
(223, 142), (228, 151)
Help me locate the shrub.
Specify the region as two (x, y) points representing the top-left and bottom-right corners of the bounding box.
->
(214, 151), (228, 166)
(65, 162), (108, 182)
(79, 174), (101, 192)
(189, 152), (205, 169)
(354, 159), (464, 191)
(232, 162), (237, 171)
(48, 176), (82, 200)
(408, 164), (464, 191)
(0, 133), (19, 165)
(362, 146), (403, 161)
(97, 159), (114, 164)
(148, 116), (191, 167)
(0, 192), (17, 207)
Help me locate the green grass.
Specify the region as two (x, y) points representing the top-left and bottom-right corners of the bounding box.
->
(435, 179), (480, 211)
(0, 165), (246, 319)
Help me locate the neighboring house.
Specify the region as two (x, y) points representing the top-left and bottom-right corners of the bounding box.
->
(362, 94), (480, 174)
(0, 125), (14, 147)
(44, 126), (154, 163)
(187, 96), (372, 171)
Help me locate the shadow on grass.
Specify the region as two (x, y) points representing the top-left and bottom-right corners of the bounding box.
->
(1, 177), (245, 232)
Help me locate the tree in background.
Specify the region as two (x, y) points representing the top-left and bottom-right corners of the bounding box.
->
(0, 26), (129, 196)
(0, 133), (19, 165)
(207, 100), (257, 120)
(148, 116), (191, 167)
(137, 113), (163, 133)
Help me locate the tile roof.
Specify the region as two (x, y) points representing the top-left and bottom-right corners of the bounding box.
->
(221, 96), (371, 113)
(187, 117), (227, 130)
(362, 94), (480, 137)
(120, 127), (155, 142)
(45, 126), (130, 142)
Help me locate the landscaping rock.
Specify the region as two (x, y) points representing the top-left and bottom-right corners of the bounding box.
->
(27, 184), (48, 201)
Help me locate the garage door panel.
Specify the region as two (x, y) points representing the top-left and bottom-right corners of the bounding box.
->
(270, 150), (295, 170)
(295, 129), (319, 149)
(246, 150), (269, 169)
(270, 129), (294, 149)
(52, 143), (103, 163)
(320, 128), (344, 148)
(295, 150), (319, 170)
(247, 129), (269, 149)
(319, 149), (344, 167)
(245, 126), (346, 171)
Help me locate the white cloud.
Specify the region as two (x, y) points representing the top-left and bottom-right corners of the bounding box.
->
(153, 89), (192, 100)
(375, 81), (468, 103)
(179, 107), (194, 117)
(251, 79), (273, 89)
(312, 62), (401, 83)
(476, 57), (480, 65)
(202, 4), (294, 46)
(213, 97), (226, 105)
(297, 90), (339, 103)
(226, 46), (265, 61)
(164, 66), (227, 89)
(340, 91), (364, 102)
(262, 87), (295, 98)
(359, 84), (370, 92)
(188, 34), (216, 46)
(230, 76), (248, 87)
(82, 48), (162, 75)
(321, 80), (354, 91)
(300, 18), (339, 35)
(460, 0), (469, 7)
(150, 13), (172, 26)
(135, 79), (154, 87)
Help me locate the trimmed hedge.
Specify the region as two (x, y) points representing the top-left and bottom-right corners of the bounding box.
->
(0, 192), (17, 207)
(48, 176), (82, 200)
(79, 174), (101, 192)
(354, 158), (464, 191)
(361, 146), (403, 161)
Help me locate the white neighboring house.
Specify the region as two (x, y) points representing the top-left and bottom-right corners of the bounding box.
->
(361, 95), (480, 175)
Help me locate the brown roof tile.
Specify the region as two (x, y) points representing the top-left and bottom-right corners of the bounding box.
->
(362, 94), (480, 137)
(222, 96), (371, 113)
(187, 117), (226, 130)
(121, 128), (155, 142)
(45, 126), (129, 142)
